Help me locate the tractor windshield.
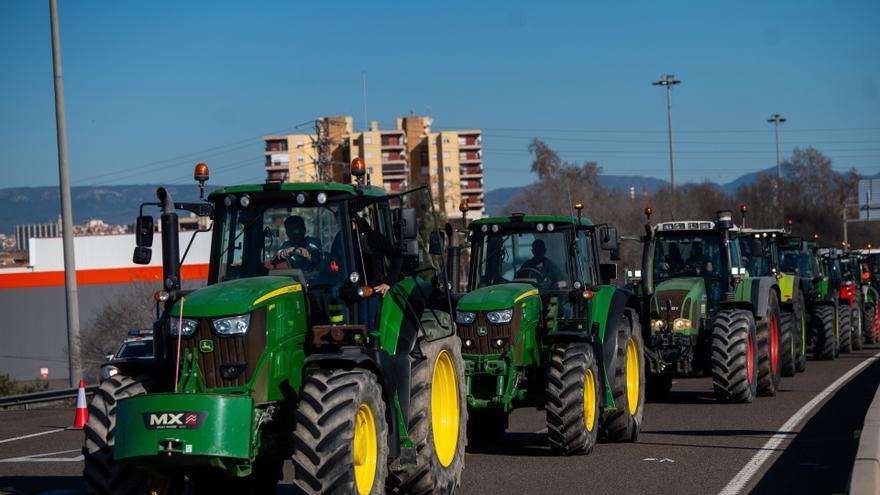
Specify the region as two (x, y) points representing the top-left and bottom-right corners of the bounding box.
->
(779, 247), (819, 278)
(214, 199), (350, 288)
(652, 232), (723, 281)
(471, 225), (574, 291)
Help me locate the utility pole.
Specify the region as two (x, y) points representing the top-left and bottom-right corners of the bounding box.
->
(768, 114), (787, 221)
(49, 0), (81, 387)
(313, 119), (331, 182)
(653, 74), (681, 195)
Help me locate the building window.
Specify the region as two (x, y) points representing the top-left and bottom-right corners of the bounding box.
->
(365, 136), (372, 144)
(444, 166), (452, 173)
(296, 139), (304, 146)
(443, 136), (450, 144)
(297, 156), (305, 163)
(297, 170), (305, 178)
(366, 151), (373, 159)
(444, 180), (453, 188)
(443, 152), (450, 159)
(367, 167), (374, 174)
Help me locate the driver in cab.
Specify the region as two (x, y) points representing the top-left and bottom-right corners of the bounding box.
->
(518, 239), (564, 289)
(274, 215), (322, 271)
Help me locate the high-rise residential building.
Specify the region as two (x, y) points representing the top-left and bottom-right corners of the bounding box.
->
(263, 116), (484, 218)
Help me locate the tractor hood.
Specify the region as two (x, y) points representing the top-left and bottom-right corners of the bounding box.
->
(172, 276), (303, 317)
(650, 277), (706, 334)
(457, 283), (538, 311)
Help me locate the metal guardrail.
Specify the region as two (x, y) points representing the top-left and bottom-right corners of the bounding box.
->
(0, 385), (97, 408)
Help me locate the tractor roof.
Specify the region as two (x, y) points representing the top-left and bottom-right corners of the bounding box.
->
(209, 182), (388, 198)
(653, 220), (719, 232)
(471, 214), (593, 227)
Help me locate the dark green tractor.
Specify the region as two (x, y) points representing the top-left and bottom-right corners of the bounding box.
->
(638, 210), (783, 403)
(82, 163), (468, 494)
(858, 249), (880, 344)
(455, 207), (645, 454)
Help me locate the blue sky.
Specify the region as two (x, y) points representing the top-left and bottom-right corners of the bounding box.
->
(1, 0), (878, 191)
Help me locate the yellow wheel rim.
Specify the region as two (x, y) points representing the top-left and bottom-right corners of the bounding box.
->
(431, 350), (459, 468)
(625, 337), (640, 415)
(583, 368), (597, 431)
(353, 402), (378, 495)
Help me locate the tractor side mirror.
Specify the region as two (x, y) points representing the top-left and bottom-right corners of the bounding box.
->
(429, 230), (444, 256)
(132, 246), (152, 265)
(398, 208), (418, 240)
(599, 262), (618, 282)
(136, 215), (154, 247)
(599, 226), (620, 251)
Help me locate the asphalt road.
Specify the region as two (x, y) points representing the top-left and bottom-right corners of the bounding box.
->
(1, 345), (878, 495)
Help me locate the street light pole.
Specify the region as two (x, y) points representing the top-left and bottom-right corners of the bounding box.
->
(653, 75), (681, 195)
(49, 0), (82, 387)
(768, 113), (787, 221)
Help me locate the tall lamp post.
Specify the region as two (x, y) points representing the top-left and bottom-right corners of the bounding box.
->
(768, 113), (786, 220)
(653, 75), (681, 195)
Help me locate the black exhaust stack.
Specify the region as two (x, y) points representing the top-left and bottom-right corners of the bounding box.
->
(157, 187), (180, 301)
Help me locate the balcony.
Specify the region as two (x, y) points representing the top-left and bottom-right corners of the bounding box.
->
(265, 141), (288, 152)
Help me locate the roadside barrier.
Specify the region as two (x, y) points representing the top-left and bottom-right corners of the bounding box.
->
(0, 383), (97, 409)
(851, 380), (880, 494)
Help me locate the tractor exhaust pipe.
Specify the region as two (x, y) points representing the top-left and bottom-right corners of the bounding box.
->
(157, 187), (181, 298)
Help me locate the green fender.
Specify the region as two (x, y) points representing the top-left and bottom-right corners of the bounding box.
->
(588, 285), (640, 408)
(730, 276), (779, 320)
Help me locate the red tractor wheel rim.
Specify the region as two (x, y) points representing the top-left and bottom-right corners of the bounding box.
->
(747, 333), (755, 383)
(770, 313), (779, 374)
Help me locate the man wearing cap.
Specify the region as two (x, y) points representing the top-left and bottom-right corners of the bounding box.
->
(275, 215), (322, 271)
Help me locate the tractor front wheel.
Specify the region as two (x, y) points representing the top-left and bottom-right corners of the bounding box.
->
(865, 305), (878, 344)
(757, 291), (782, 397)
(389, 336), (467, 495)
(82, 375), (182, 495)
(546, 343), (600, 455)
(710, 309), (758, 403)
(839, 306), (853, 353)
(852, 306), (864, 351)
(794, 292), (808, 373)
(779, 308), (797, 378)
(292, 369), (388, 495)
(812, 305), (837, 360)
(600, 310), (645, 443)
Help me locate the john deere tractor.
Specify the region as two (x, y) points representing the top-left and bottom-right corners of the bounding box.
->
(82, 162), (467, 494)
(454, 207), (645, 454)
(638, 210), (782, 403)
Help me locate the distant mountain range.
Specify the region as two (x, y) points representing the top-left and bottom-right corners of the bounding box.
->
(0, 165), (869, 233)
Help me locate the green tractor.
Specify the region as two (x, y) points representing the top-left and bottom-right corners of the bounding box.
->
(637, 210), (783, 403)
(858, 248), (880, 344)
(454, 206), (645, 454)
(82, 163), (468, 494)
(735, 228), (808, 376)
(779, 239), (840, 360)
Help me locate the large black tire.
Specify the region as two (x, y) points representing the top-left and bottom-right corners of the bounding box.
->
(710, 309), (758, 403)
(794, 298), (808, 373)
(646, 374), (673, 402)
(599, 311), (645, 443)
(865, 305), (877, 345)
(852, 306), (864, 351)
(757, 291), (783, 397)
(292, 369), (389, 495)
(82, 375), (181, 495)
(389, 336), (467, 495)
(466, 410), (508, 446)
(779, 308), (796, 378)
(839, 306), (853, 353)
(545, 343), (600, 455)
(812, 305), (837, 360)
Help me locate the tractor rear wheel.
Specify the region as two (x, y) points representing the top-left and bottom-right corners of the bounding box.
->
(813, 305), (837, 360)
(865, 305), (877, 344)
(839, 306), (853, 353)
(710, 309), (758, 403)
(757, 291), (782, 397)
(600, 311), (645, 443)
(82, 375), (182, 495)
(545, 343), (600, 455)
(646, 375), (673, 402)
(779, 308), (796, 377)
(292, 369), (388, 495)
(389, 336), (467, 495)
(852, 306), (864, 350)
(793, 292), (807, 373)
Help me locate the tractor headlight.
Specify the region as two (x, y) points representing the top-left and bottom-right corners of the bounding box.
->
(486, 309), (513, 324)
(170, 317), (198, 336)
(101, 365), (119, 380)
(213, 314), (251, 336)
(651, 319), (666, 330)
(672, 318), (692, 331)
(456, 311), (476, 325)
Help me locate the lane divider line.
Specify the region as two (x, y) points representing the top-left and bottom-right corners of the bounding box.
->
(0, 448), (83, 463)
(719, 351), (880, 495)
(0, 428), (65, 445)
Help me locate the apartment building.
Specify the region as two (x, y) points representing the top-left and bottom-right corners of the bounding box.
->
(263, 116), (485, 218)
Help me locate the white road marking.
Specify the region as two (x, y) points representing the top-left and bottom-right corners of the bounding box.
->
(0, 448), (83, 463)
(719, 351), (880, 495)
(0, 428), (65, 445)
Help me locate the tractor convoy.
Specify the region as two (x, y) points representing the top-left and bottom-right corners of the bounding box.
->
(82, 161), (876, 494)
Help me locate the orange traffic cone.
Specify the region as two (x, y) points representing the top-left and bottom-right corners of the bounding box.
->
(71, 379), (88, 429)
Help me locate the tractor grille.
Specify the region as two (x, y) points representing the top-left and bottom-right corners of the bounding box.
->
(657, 290), (690, 321)
(180, 309), (266, 388)
(458, 310), (522, 355)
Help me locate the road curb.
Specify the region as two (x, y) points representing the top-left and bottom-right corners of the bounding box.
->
(851, 379), (880, 495)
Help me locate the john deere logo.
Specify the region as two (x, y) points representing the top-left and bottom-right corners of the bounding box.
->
(477, 326), (488, 337)
(199, 340), (214, 353)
